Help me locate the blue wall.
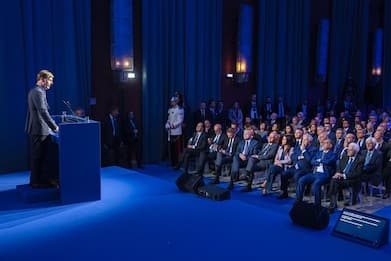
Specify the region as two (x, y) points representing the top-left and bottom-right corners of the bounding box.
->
(0, 1), (91, 173)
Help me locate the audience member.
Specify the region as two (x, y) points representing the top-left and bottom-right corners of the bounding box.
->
(327, 143), (363, 212)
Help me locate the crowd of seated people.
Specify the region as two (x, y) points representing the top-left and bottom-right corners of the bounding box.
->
(174, 93), (391, 212)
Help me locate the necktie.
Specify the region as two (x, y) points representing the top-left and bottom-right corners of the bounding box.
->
(194, 133), (200, 146)
(279, 103), (284, 117)
(334, 140), (340, 152)
(252, 108), (257, 119)
(210, 134), (220, 152)
(227, 138), (233, 154)
(262, 143), (271, 155)
(243, 140), (249, 155)
(343, 158), (354, 174)
(365, 151), (373, 166)
(340, 148), (347, 159)
(111, 117), (116, 136)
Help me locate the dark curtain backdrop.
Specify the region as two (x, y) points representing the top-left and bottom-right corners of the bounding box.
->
(256, 0), (310, 109)
(0, 0), (91, 173)
(384, 0), (391, 108)
(142, 0), (222, 163)
(328, 0), (368, 104)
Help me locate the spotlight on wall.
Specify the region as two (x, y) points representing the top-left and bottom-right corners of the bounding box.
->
(235, 4), (253, 84)
(226, 73), (234, 78)
(372, 67), (382, 76)
(111, 0), (134, 83)
(371, 28), (383, 79)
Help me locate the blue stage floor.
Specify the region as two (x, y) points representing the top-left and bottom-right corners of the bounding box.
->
(0, 165), (390, 260)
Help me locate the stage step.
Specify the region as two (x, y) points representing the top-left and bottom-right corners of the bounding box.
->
(16, 184), (60, 203)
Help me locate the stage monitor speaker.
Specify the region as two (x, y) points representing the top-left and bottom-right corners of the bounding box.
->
(289, 201), (329, 230)
(176, 173), (205, 194)
(198, 184), (230, 201)
(332, 208), (389, 248)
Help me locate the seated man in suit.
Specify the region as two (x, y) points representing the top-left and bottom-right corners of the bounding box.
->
(204, 123), (227, 172)
(210, 128), (241, 184)
(278, 133), (317, 199)
(182, 122), (208, 175)
(361, 137), (383, 188)
(338, 133), (356, 160)
(333, 128), (345, 155)
(356, 128), (367, 151)
(242, 131), (279, 192)
(327, 143), (364, 212)
(227, 128), (259, 190)
(296, 138), (337, 207)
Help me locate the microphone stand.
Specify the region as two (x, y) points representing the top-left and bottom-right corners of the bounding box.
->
(62, 100), (75, 115)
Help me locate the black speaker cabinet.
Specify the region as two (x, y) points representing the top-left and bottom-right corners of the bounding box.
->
(332, 208), (389, 248)
(289, 200), (329, 230)
(176, 173), (205, 194)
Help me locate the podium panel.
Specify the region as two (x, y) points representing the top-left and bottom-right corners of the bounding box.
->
(55, 116), (101, 204)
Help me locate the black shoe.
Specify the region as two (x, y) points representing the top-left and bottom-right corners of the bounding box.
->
(277, 192), (289, 199)
(30, 183), (55, 189)
(261, 188), (270, 196)
(382, 193), (390, 199)
(227, 182), (234, 190)
(209, 178), (220, 184)
(241, 186), (252, 192)
(327, 204), (337, 214)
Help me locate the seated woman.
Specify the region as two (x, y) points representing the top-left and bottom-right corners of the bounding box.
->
(261, 134), (294, 195)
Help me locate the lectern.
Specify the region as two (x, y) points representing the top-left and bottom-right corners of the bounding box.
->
(52, 115), (101, 204)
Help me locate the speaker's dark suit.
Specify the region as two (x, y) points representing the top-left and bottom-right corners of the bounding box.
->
(25, 86), (58, 185)
(328, 154), (364, 207)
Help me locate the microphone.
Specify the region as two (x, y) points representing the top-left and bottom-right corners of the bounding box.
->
(62, 100), (75, 115)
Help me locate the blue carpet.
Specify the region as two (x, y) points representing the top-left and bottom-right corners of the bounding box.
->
(0, 166), (390, 260)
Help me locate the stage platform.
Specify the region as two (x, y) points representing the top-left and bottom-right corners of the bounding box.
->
(0, 165), (390, 260)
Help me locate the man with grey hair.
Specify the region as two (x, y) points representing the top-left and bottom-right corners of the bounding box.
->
(327, 142), (364, 213)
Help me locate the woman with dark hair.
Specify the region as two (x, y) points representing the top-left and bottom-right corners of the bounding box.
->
(261, 134), (294, 195)
(283, 124), (294, 136)
(255, 121), (269, 142)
